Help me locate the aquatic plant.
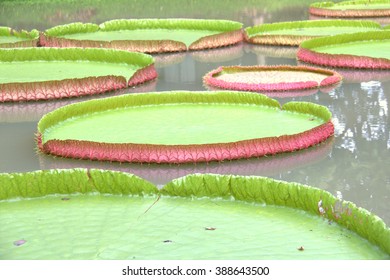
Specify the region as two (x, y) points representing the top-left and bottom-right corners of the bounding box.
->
(245, 19), (382, 46)
(297, 30), (390, 69)
(40, 19), (244, 53)
(0, 169), (389, 259)
(203, 65), (342, 92)
(0, 47), (157, 102)
(310, 0), (390, 18)
(36, 91), (334, 163)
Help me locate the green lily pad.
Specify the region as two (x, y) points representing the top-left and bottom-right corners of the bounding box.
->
(297, 30), (390, 69)
(0, 26), (39, 47)
(41, 19), (244, 53)
(245, 20), (382, 46)
(0, 169), (389, 260)
(37, 91), (334, 163)
(0, 47), (157, 102)
(310, 0), (390, 17)
(203, 65), (341, 93)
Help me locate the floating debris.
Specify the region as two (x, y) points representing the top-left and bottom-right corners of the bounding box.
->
(61, 197), (70, 201)
(205, 227), (216, 231)
(13, 239), (26, 246)
(297, 246), (305, 251)
(163, 240), (173, 243)
(318, 200), (326, 216)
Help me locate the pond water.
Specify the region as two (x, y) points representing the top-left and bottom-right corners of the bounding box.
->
(0, 0), (389, 226)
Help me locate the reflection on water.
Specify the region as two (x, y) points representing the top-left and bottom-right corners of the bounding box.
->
(246, 44), (298, 59)
(297, 61), (390, 84)
(0, 81), (157, 123)
(0, 0), (389, 226)
(152, 52), (187, 68)
(191, 43), (244, 63)
(38, 137), (334, 187)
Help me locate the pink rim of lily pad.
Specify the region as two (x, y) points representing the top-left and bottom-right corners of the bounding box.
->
(37, 125), (334, 164)
(1, 76), (127, 103)
(203, 65), (342, 92)
(0, 48), (157, 102)
(36, 91), (334, 164)
(38, 136), (334, 186)
(297, 47), (390, 69)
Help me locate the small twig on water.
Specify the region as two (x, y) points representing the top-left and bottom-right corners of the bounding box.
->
(138, 195), (161, 220)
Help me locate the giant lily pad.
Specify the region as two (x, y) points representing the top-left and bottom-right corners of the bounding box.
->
(36, 91), (334, 163)
(245, 20), (382, 46)
(0, 169), (389, 260)
(203, 65), (341, 93)
(309, 0), (390, 18)
(297, 30), (390, 69)
(0, 27), (39, 48)
(40, 19), (244, 53)
(0, 48), (157, 102)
